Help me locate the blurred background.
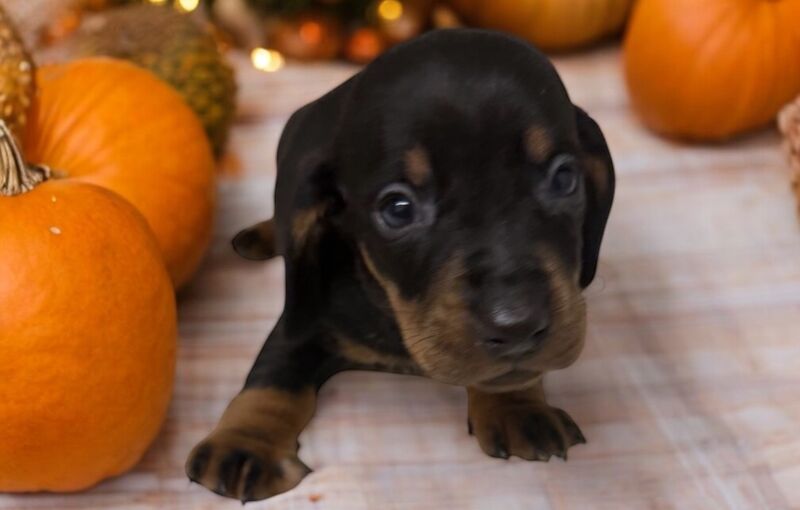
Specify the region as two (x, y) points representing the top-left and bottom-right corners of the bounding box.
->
(5, 0), (800, 155)
(1, 0), (799, 509)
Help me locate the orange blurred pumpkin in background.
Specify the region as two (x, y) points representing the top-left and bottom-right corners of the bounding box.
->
(447, 0), (634, 51)
(23, 58), (216, 288)
(624, 0), (800, 141)
(0, 123), (177, 492)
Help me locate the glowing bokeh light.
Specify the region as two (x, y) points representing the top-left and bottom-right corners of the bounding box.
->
(377, 0), (404, 21)
(176, 0), (200, 12)
(251, 48), (285, 73)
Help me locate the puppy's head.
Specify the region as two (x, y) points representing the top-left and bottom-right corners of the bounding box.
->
(290, 30), (614, 390)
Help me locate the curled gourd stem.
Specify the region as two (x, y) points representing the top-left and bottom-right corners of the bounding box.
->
(0, 120), (50, 197)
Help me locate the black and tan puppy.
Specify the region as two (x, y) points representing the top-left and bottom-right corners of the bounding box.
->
(187, 29), (614, 502)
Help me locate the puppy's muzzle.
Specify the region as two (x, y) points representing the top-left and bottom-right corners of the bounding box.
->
(471, 274), (551, 360)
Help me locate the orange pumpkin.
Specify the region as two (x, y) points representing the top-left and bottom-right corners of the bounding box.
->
(0, 122), (177, 492)
(23, 58), (216, 287)
(447, 0), (634, 51)
(624, 0), (800, 141)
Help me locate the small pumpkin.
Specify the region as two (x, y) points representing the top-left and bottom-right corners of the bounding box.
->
(23, 58), (216, 288)
(0, 3), (35, 141)
(624, 0), (800, 141)
(446, 0), (634, 51)
(66, 3), (238, 158)
(0, 121), (177, 492)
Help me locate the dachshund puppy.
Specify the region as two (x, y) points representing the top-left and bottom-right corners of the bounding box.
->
(187, 29), (614, 502)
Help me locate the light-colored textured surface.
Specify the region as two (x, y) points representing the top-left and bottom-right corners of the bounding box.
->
(3, 47), (800, 510)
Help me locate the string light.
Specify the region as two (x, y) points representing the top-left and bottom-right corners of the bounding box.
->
(176, 0), (200, 12)
(377, 0), (404, 21)
(251, 48), (285, 73)
(146, 0), (168, 4)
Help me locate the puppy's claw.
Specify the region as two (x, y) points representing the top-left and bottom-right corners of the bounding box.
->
(554, 408), (587, 445)
(490, 430), (510, 459)
(187, 444), (211, 482)
(239, 457), (261, 503)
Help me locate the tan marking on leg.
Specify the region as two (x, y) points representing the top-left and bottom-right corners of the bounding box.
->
(214, 388), (315, 446)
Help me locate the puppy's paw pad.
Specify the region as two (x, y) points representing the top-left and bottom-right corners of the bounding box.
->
(470, 404), (585, 462)
(186, 432), (310, 502)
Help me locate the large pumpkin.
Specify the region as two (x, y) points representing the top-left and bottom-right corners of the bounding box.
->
(0, 122), (177, 492)
(23, 58), (216, 287)
(447, 0), (634, 51)
(624, 0), (800, 141)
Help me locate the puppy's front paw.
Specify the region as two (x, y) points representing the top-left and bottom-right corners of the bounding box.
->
(469, 402), (586, 461)
(186, 431), (311, 503)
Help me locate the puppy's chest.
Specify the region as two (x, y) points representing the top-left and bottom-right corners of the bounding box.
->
(323, 273), (420, 375)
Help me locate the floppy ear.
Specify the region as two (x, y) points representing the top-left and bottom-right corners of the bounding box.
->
(575, 106), (615, 288)
(232, 219), (276, 260)
(272, 78), (356, 338)
(278, 150), (344, 339)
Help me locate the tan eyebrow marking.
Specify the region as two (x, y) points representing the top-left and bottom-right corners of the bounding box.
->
(405, 145), (432, 186)
(525, 126), (555, 164)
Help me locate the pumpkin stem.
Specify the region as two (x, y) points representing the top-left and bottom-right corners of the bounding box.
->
(0, 120), (50, 197)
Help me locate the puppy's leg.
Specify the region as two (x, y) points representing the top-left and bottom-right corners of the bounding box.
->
(186, 322), (335, 502)
(467, 380), (586, 461)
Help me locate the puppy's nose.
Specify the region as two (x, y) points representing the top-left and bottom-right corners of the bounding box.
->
(479, 303), (550, 359)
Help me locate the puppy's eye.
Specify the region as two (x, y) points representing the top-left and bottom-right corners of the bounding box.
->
(379, 192), (416, 229)
(547, 155), (580, 197)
